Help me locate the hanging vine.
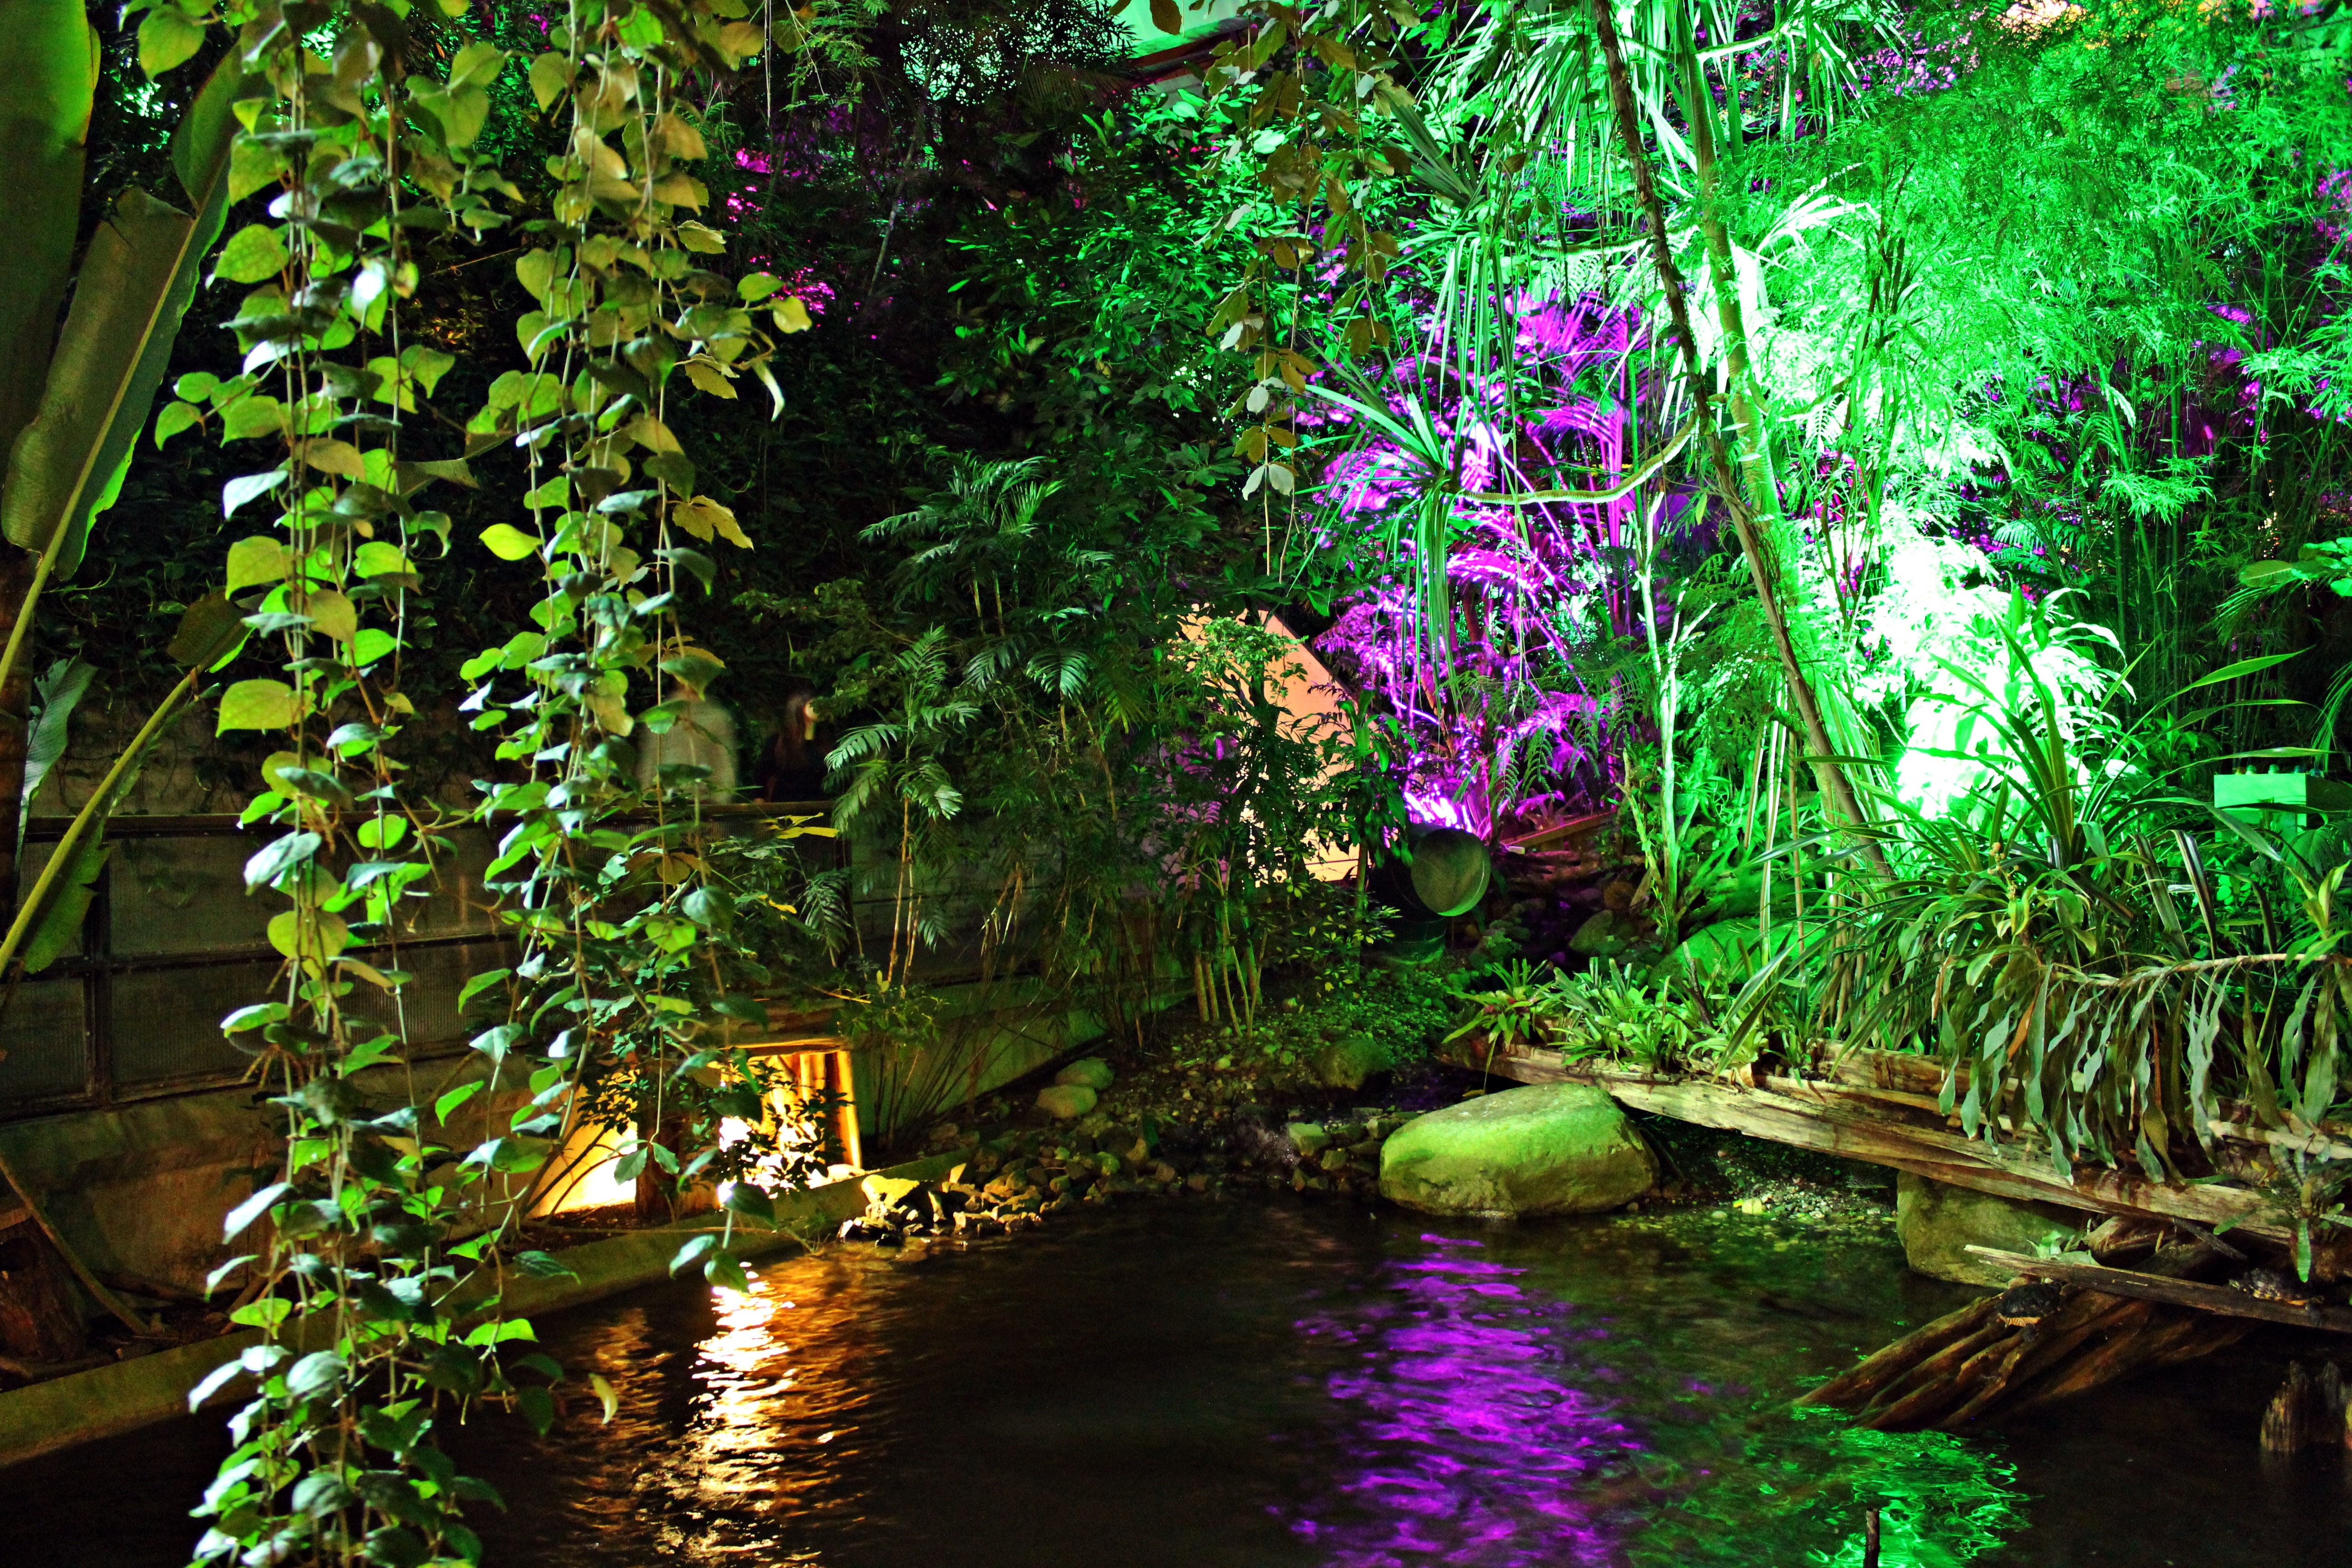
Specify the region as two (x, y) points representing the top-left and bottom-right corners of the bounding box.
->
(106, 0), (836, 1560)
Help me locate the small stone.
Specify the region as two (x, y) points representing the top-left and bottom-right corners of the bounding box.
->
(1036, 1083), (1098, 1120)
(1288, 1121), (1332, 1156)
(1569, 909), (1634, 958)
(1312, 1034), (1389, 1090)
(1320, 1149), (1351, 1173)
(1055, 1057), (1116, 1092)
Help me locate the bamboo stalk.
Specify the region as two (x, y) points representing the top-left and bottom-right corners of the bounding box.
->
(1584, 0), (1887, 877)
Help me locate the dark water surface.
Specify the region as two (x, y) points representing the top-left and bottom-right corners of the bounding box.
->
(4, 1200), (2346, 1567)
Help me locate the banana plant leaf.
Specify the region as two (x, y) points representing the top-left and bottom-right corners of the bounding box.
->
(17, 652), (91, 845)
(0, 55), (248, 581)
(0, 0), (98, 461)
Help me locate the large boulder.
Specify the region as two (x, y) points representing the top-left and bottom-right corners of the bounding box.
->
(1379, 1083), (1656, 1218)
(1895, 1171), (2081, 1285)
(1054, 1057), (1115, 1092)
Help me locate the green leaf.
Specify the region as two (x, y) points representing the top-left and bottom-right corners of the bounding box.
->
(514, 1250), (576, 1280)
(456, 968), (511, 1009)
(225, 534), (289, 591)
(167, 589), (247, 670)
(704, 1249), (750, 1293)
(211, 222), (286, 284)
(354, 540), (412, 578)
(2175, 650), (2302, 698)
(222, 1181), (291, 1243)
(230, 1296), (291, 1331)
(721, 1182), (775, 1226)
(186, 1357), (249, 1412)
(0, 0), (98, 474)
(20, 833), (104, 974)
(352, 627), (397, 667)
(136, 9), (205, 78)
(0, 55), (248, 583)
(242, 831), (319, 890)
(221, 469), (285, 516)
(528, 51), (573, 111)
(220, 396), (284, 442)
(434, 1079), (485, 1124)
(667, 1233), (717, 1276)
(153, 400), (201, 446)
(306, 589), (358, 642)
(283, 1349), (345, 1398)
(449, 39), (508, 90)
(217, 678), (297, 732)
(479, 523), (539, 561)
(19, 656), (92, 835)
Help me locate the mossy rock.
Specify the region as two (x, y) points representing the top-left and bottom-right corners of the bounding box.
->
(1895, 1171), (2080, 1285)
(1379, 1082), (1656, 1218)
(1036, 1084), (1097, 1120)
(1054, 1057), (1115, 1091)
(1311, 1033), (1389, 1090)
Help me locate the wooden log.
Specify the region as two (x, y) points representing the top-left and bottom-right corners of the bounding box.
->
(1993, 1294), (2151, 1396)
(1938, 1322), (2063, 1430)
(1800, 1295), (1999, 1410)
(2006, 1309), (2230, 1416)
(1859, 1322), (2014, 1428)
(1463, 1046), (2289, 1242)
(1965, 1246), (2352, 1333)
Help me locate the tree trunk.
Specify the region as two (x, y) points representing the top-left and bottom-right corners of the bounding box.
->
(1586, 0), (1889, 877)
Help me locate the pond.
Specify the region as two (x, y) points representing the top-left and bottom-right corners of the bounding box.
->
(4, 1200), (2345, 1567)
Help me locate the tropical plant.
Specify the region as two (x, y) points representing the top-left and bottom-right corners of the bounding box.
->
(1444, 958), (1566, 1058)
(0, 22), (249, 902)
(1830, 624), (2352, 1176)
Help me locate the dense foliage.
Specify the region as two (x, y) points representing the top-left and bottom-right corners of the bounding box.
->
(9, 0), (2352, 1559)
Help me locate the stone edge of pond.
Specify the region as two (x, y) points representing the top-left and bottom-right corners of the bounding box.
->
(0, 1151), (964, 1473)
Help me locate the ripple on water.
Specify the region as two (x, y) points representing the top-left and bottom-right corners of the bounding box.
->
(0, 1199), (2339, 1568)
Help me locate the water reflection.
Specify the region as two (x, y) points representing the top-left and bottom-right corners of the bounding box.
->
(1294, 1234), (1632, 1566)
(6, 1202), (2340, 1568)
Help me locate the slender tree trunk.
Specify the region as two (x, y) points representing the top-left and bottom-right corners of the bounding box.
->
(1588, 0), (1888, 876)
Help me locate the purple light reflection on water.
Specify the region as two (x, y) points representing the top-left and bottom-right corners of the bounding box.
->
(1286, 1237), (1636, 1568)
